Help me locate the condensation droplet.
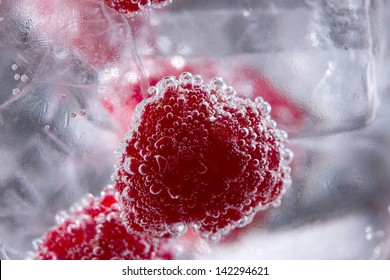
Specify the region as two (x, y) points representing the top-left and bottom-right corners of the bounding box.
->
(11, 64), (18, 71)
(14, 74), (20, 81)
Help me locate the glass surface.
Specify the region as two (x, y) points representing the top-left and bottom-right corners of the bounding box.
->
(0, 0), (389, 259)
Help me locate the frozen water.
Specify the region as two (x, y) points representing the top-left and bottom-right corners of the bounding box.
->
(0, 0), (119, 258)
(137, 0), (380, 135)
(0, 0), (389, 259)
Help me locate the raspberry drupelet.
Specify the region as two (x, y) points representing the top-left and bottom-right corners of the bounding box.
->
(30, 186), (173, 260)
(114, 73), (293, 241)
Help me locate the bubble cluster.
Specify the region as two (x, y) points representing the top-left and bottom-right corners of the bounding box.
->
(103, 0), (172, 17)
(114, 72), (293, 240)
(29, 186), (173, 260)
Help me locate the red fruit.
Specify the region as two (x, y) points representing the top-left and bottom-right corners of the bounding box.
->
(104, 0), (172, 17)
(114, 73), (293, 241)
(30, 186), (173, 260)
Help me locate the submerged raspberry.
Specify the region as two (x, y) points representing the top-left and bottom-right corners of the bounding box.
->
(104, 0), (172, 17)
(114, 73), (293, 241)
(30, 186), (172, 260)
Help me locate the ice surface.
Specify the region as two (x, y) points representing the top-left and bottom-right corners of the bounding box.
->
(0, 0), (389, 259)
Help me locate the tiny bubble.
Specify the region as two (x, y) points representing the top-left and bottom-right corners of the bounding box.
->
(60, 93), (66, 98)
(14, 74), (20, 80)
(21, 74), (28, 82)
(11, 64), (18, 71)
(44, 125), (51, 132)
(79, 109), (86, 116)
(70, 111), (77, 118)
(12, 88), (20, 95)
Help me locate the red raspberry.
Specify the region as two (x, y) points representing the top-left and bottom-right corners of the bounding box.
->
(114, 73), (293, 241)
(30, 186), (173, 260)
(104, 0), (172, 17)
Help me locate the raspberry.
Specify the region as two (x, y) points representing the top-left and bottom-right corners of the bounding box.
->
(102, 58), (305, 137)
(104, 0), (172, 17)
(30, 186), (173, 260)
(114, 72), (293, 241)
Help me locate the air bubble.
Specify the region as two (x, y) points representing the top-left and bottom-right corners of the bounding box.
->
(138, 164), (148, 175)
(179, 72), (194, 86)
(123, 157), (138, 175)
(164, 105), (172, 112)
(70, 111), (77, 118)
(209, 233), (221, 242)
(155, 155), (168, 173)
(157, 76), (178, 93)
(60, 93), (66, 98)
(193, 75), (203, 86)
(122, 186), (136, 201)
(225, 86), (236, 96)
(254, 97), (264, 104)
(167, 222), (187, 236)
(154, 136), (174, 149)
(44, 125), (51, 132)
(93, 247), (103, 256)
(282, 149), (293, 165)
(197, 161), (208, 174)
(12, 88), (20, 95)
(32, 238), (43, 250)
(14, 74), (20, 81)
(148, 86), (158, 96)
(262, 101), (271, 114)
(55, 211), (68, 224)
(150, 184), (162, 195)
(210, 77), (226, 92)
(277, 130), (288, 141)
(271, 199), (282, 208)
(11, 64), (18, 71)
(21, 74), (28, 82)
(189, 221), (201, 231)
(240, 128), (249, 137)
(79, 109), (86, 116)
(168, 188), (179, 199)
